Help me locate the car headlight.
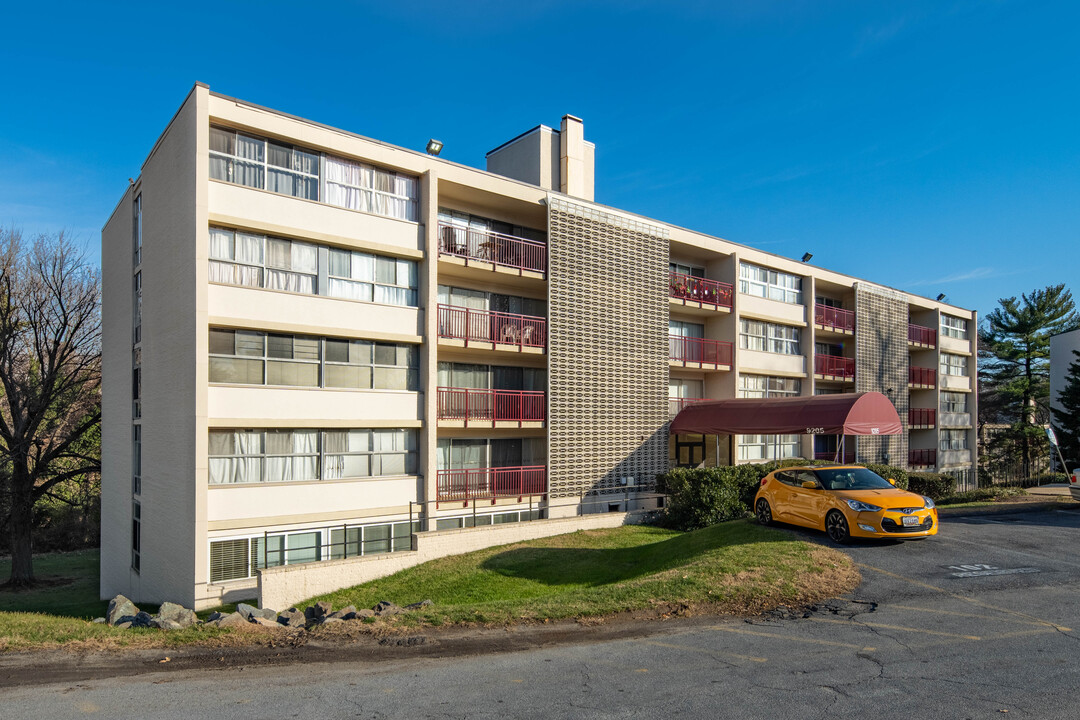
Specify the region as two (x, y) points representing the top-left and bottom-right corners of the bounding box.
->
(845, 499), (883, 512)
(923, 495), (936, 509)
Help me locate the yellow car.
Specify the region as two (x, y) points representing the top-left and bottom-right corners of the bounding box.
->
(753, 465), (938, 543)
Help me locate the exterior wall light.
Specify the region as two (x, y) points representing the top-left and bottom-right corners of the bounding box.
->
(801, 252), (813, 263)
(937, 293), (947, 302)
(426, 139), (443, 156)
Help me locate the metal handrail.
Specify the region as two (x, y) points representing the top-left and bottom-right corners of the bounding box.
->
(909, 408), (937, 426)
(436, 466), (547, 506)
(908, 323), (937, 346)
(668, 335), (734, 366)
(814, 304), (855, 332)
(437, 387), (545, 424)
(669, 272), (733, 309)
(909, 448), (937, 466)
(437, 304), (546, 348)
(909, 366), (937, 386)
(438, 221), (546, 274)
(814, 353), (855, 380)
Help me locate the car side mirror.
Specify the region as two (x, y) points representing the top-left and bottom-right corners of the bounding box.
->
(888, 478), (896, 486)
(801, 480), (820, 489)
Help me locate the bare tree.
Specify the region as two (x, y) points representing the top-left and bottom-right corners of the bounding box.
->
(0, 229), (101, 588)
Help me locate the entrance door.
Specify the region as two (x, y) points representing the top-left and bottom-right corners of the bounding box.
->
(675, 436), (706, 467)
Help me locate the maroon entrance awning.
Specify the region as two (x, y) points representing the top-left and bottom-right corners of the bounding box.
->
(670, 392), (902, 436)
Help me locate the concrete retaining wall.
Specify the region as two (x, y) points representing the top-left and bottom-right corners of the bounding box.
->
(258, 511), (643, 610)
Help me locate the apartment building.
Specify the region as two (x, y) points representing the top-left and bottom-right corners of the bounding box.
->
(101, 84), (978, 609)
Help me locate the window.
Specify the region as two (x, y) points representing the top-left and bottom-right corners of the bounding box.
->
(941, 315), (969, 340)
(131, 500), (141, 573)
(210, 127), (319, 201)
(940, 429), (969, 451)
(740, 319), (800, 355)
(816, 296), (842, 308)
(738, 434), (801, 461)
(132, 425), (141, 489)
(328, 247), (417, 306)
(436, 437), (547, 470)
(208, 228), (316, 294)
(739, 375), (801, 398)
(132, 194), (142, 266)
(208, 329), (418, 390)
(669, 378), (704, 413)
(739, 262), (803, 304)
(940, 392), (968, 414)
(326, 155), (417, 221)
(132, 272), (141, 344)
(208, 428), (418, 485)
(669, 262), (705, 278)
(940, 353), (968, 377)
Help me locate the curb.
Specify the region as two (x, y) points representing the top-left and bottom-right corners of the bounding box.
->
(937, 499), (1078, 518)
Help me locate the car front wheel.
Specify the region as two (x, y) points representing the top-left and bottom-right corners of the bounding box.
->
(755, 498), (773, 526)
(825, 510), (850, 544)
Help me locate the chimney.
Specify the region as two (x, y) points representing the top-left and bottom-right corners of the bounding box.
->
(560, 115), (591, 200)
(486, 116), (595, 201)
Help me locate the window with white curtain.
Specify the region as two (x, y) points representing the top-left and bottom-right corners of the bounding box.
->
(940, 392), (968, 413)
(208, 329), (418, 390)
(941, 315), (969, 340)
(940, 353), (968, 377)
(739, 262), (803, 304)
(738, 434), (801, 461)
(740, 319), (800, 355)
(210, 127), (319, 200)
(325, 155), (418, 221)
(208, 428), (417, 485)
(739, 375), (801, 398)
(940, 429), (969, 451)
(328, 247), (417, 306)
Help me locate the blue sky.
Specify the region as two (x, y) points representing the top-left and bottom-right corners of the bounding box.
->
(1, 0), (1076, 319)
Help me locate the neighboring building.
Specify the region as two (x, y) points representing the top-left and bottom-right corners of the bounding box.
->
(101, 84), (978, 608)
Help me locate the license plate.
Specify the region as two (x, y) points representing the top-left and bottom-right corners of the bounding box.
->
(902, 515), (920, 527)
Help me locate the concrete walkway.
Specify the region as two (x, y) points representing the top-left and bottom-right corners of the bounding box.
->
(1026, 483), (1071, 497)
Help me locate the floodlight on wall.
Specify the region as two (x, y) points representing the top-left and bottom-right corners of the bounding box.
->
(426, 139), (443, 156)
(801, 252), (813, 263)
(936, 293), (947, 302)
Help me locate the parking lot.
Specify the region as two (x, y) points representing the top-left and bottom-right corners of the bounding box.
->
(5, 506), (1080, 719)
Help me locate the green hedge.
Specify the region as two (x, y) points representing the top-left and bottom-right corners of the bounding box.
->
(907, 472), (956, 501)
(656, 460), (911, 531)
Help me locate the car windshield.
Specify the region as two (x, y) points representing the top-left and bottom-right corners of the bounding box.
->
(814, 467), (895, 491)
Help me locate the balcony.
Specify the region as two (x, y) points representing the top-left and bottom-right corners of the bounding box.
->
(908, 323), (937, 348)
(669, 397), (704, 415)
(438, 304), (546, 353)
(436, 466), (546, 506)
(814, 305), (855, 334)
(909, 366), (936, 389)
(669, 272), (733, 311)
(438, 221), (546, 276)
(669, 336), (733, 370)
(437, 387), (545, 427)
(814, 354), (855, 381)
(909, 408), (936, 428)
(909, 448), (937, 467)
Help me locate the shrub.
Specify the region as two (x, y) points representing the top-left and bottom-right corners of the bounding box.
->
(1026, 472), (1069, 486)
(907, 472), (956, 501)
(656, 465), (763, 531)
(862, 464), (909, 490)
(938, 486), (1027, 505)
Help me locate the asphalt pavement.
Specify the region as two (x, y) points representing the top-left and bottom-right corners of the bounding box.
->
(5, 505), (1080, 719)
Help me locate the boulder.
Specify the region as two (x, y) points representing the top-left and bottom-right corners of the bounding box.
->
(106, 595), (139, 626)
(251, 617), (281, 628)
(314, 601), (333, 619)
(150, 618), (184, 631)
(132, 611), (154, 628)
(237, 602), (276, 622)
(404, 600), (434, 611)
(209, 612), (249, 628)
(114, 621), (133, 630)
(373, 601), (403, 617)
(92, 617), (106, 624)
(327, 605), (357, 621)
(356, 608), (376, 619)
(277, 608), (306, 628)
(156, 602), (198, 628)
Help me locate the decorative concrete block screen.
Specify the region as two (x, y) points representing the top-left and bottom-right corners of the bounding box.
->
(854, 282), (909, 466)
(546, 197), (670, 499)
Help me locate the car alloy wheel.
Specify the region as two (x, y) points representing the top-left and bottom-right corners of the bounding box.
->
(826, 510), (850, 544)
(756, 498), (772, 525)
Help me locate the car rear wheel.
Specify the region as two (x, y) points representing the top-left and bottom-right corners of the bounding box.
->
(825, 510), (850, 544)
(755, 498), (773, 526)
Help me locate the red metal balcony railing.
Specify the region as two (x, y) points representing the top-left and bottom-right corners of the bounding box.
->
(909, 408), (936, 427)
(815, 354), (855, 380)
(814, 451), (856, 463)
(438, 304), (546, 349)
(669, 336), (734, 367)
(438, 221), (546, 274)
(669, 272), (733, 309)
(908, 323), (937, 346)
(909, 366), (937, 387)
(814, 304), (855, 333)
(909, 449), (937, 467)
(437, 387), (545, 424)
(436, 466), (547, 505)
(669, 397), (704, 415)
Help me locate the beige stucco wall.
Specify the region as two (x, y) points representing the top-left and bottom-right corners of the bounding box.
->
(258, 511), (643, 610)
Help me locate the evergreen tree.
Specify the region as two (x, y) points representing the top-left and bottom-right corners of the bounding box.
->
(979, 284), (1079, 477)
(1053, 349), (1080, 469)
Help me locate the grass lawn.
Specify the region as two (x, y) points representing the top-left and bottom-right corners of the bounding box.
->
(304, 521), (857, 626)
(0, 549), (106, 618)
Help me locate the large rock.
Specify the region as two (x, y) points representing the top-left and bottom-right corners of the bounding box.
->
(132, 611), (153, 628)
(155, 602), (198, 628)
(237, 602), (276, 622)
(208, 612), (248, 628)
(277, 608), (306, 628)
(327, 605), (357, 621)
(106, 595), (139, 626)
(356, 608), (375, 619)
(373, 601), (403, 617)
(150, 618), (184, 631)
